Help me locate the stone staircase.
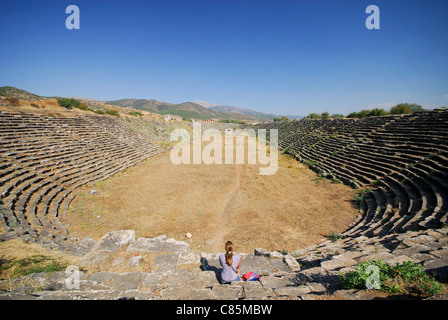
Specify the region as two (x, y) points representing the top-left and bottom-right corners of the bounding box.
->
(1, 228), (447, 300)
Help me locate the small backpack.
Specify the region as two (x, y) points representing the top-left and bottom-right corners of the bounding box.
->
(242, 272), (260, 281)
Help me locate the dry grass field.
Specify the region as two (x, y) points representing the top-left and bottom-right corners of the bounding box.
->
(63, 133), (359, 253)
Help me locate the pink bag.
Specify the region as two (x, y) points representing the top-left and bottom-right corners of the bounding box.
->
(242, 272), (260, 281)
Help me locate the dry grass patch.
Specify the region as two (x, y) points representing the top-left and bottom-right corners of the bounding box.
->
(0, 239), (80, 280)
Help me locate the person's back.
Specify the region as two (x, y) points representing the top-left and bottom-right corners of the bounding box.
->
(219, 241), (241, 284)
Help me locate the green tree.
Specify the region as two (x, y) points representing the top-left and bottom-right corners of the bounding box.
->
(404, 103), (424, 113)
(368, 108), (387, 117)
(321, 112), (329, 119)
(390, 104), (412, 115)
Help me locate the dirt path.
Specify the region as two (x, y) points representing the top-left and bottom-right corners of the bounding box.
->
(210, 161), (241, 252)
(64, 133), (359, 253)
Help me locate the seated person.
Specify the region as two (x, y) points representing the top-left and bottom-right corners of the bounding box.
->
(219, 241), (241, 284)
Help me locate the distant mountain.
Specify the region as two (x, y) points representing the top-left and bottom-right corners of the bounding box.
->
(193, 100), (221, 109)
(107, 99), (233, 120)
(106, 99), (174, 114)
(195, 100), (304, 121)
(0, 86), (304, 121)
(209, 105), (277, 120)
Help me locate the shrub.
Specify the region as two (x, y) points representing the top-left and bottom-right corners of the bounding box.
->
(353, 188), (370, 206)
(6, 97), (20, 106)
(105, 109), (119, 116)
(303, 159), (317, 167)
(339, 260), (444, 296)
(128, 111), (143, 117)
(57, 98), (80, 109)
(93, 109), (105, 114)
(328, 231), (343, 242)
(76, 102), (89, 110)
(390, 104), (412, 115)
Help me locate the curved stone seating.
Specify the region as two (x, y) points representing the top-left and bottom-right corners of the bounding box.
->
(0, 111), (164, 250)
(256, 109), (448, 237)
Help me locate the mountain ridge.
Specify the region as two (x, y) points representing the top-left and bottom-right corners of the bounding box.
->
(0, 86), (304, 121)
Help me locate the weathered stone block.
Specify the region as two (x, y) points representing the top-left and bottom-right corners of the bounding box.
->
(126, 235), (189, 253)
(95, 230), (135, 252)
(109, 272), (148, 290)
(320, 256), (357, 270)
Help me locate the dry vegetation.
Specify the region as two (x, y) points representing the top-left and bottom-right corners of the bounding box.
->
(0, 239), (80, 280)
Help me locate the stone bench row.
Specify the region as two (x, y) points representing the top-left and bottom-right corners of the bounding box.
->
(0, 147), (161, 246)
(0, 112), (164, 249)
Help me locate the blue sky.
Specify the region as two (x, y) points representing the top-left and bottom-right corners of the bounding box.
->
(1, 0), (447, 116)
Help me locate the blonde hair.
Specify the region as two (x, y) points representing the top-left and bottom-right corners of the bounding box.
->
(225, 241), (234, 267)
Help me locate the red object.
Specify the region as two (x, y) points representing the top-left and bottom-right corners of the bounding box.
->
(242, 272), (260, 281)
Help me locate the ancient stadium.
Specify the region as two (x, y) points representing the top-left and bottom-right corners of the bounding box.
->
(0, 93), (447, 300)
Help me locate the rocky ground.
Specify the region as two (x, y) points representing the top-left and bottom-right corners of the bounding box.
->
(0, 228), (447, 300)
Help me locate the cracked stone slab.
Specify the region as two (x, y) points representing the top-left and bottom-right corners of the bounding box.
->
(154, 254), (179, 272)
(240, 254), (273, 276)
(161, 285), (212, 300)
(109, 272), (149, 290)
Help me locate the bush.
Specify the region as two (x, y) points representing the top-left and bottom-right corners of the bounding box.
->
(353, 188), (370, 206)
(339, 260), (444, 296)
(77, 102), (89, 110)
(128, 111), (143, 117)
(57, 98), (80, 109)
(105, 109), (119, 116)
(328, 231), (343, 242)
(390, 104), (412, 115)
(6, 97), (20, 106)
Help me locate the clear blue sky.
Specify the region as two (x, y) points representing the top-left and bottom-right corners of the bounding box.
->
(1, 0), (447, 116)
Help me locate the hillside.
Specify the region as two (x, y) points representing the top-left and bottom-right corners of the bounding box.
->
(195, 100), (304, 121)
(0, 86), (55, 101)
(107, 99), (253, 121)
(208, 105), (277, 121)
(106, 99), (175, 114)
(0, 86), (303, 121)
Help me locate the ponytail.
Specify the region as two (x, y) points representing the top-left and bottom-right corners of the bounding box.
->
(225, 241), (234, 267)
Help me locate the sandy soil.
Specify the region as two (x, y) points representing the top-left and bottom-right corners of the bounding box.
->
(63, 134), (359, 253)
